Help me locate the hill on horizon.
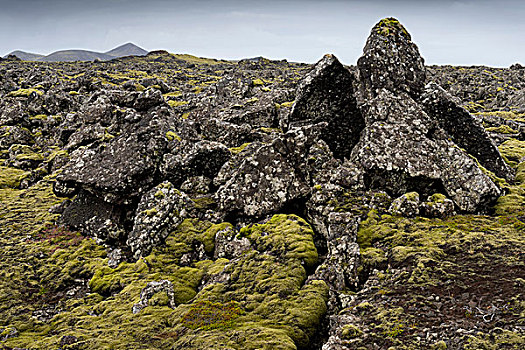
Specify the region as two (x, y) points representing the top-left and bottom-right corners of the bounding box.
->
(4, 42), (148, 62)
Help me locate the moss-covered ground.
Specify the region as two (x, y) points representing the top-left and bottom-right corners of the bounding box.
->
(0, 169), (327, 349)
(332, 143), (525, 349)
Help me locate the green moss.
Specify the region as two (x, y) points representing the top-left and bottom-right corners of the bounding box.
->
(163, 91), (182, 97)
(258, 127), (283, 134)
(341, 324), (363, 339)
(494, 162), (525, 216)
(167, 100), (189, 108)
(376, 17), (411, 40)
(7, 88), (44, 97)
(475, 111), (525, 123)
(499, 139), (525, 167)
(192, 196), (216, 210)
(0, 166), (29, 188)
(464, 329), (525, 350)
(278, 101), (294, 108)
(10, 144), (44, 162)
(165, 131), (181, 142)
(240, 214), (318, 269)
(30, 114), (48, 120)
(485, 125), (518, 134)
(229, 142), (251, 155)
(144, 208), (158, 217)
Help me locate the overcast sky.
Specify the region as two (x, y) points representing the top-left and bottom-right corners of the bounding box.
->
(0, 0), (523, 66)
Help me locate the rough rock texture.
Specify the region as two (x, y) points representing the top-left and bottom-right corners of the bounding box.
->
(288, 54), (365, 159)
(1, 18), (524, 350)
(389, 192), (420, 217)
(215, 136), (309, 218)
(132, 280), (176, 314)
(127, 181), (194, 259)
(54, 113), (171, 202)
(421, 82), (514, 181)
(59, 189), (125, 241)
(357, 18), (426, 99)
(350, 88), (501, 212)
(311, 212), (360, 291)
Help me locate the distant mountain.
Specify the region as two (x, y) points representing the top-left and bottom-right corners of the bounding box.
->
(106, 43), (148, 58)
(6, 50), (44, 61)
(41, 50), (114, 62)
(4, 43), (148, 62)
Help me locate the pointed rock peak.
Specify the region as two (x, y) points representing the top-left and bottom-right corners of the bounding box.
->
(358, 17), (426, 98)
(289, 54), (365, 159)
(374, 17), (411, 41)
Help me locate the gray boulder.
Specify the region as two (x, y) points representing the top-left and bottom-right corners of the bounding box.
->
(127, 181), (194, 259)
(357, 17), (426, 99)
(420, 82), (513, 181)
(349, 89), (501, 212)
(289, 54), (365, 159)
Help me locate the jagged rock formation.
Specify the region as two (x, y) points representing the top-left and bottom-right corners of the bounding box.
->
(288, 54), (364, 159)
(0, 18), (524, 350)
(357, 18), (426, 99)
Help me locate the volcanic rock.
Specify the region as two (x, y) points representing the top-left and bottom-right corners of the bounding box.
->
(357, 17), (426, 99)
(288, 54), (365, 159)
(127, 181), (194, 259)
(421, 82), (513, 181)
(349, 88), (501, 212)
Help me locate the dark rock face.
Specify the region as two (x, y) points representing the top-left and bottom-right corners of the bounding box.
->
(59, 190), (125, 241)
(357, 18), (426, 98)
(55, 114), (170, 202)
(289, 54), (365, 159)
(421, 82), (514, 181)
(215, 137), (309, 218)
(349, 89), (501, 212)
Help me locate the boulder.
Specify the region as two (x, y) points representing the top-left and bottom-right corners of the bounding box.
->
(127, 181), (194, 259)
(357, 17), (426, 99)
(421, 82), (513, 181)
(54, 114), (170, 203)
(389, 192), (420, 217)
(289, 54), (365, 159)
(215, 137), (309, 218)
(349, 89), (501, 212)
(132, 280), (176, 314)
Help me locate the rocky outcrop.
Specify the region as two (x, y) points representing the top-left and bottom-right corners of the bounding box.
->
(357, 18), (426, 99)
(348, 18), (504, 213)
(421, 82), (513, 181)
(350, 89), (501, 212)
(289, 54), (365, 159)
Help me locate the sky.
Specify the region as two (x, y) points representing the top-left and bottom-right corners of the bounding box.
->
(0, 0), (523, 67)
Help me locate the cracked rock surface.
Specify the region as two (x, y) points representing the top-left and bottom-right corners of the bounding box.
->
(0, 17), (524, 350)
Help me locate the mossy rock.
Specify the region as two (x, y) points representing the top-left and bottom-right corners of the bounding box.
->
(7, 88), (43, 97)
(0, 166), (29, 188)
(240, 214), (319, 269)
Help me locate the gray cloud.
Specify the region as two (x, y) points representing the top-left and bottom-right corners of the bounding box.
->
(0, 0), (523, 66)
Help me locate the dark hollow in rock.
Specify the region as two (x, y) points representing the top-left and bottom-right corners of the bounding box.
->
(59, 190), (125, 242)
